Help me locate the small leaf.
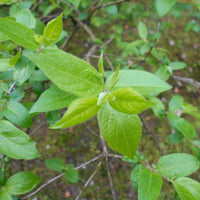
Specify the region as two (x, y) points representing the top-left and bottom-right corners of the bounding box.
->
(155, 0), (176, 18)
(3, 100), (32, 128)
(157, 153), (200, 179)
(172, 177), (200, 200)
(30, 84), (78, 113)
(109, 65), (120, 90)
(169, 62), (186, 70)
(65, 164), (79, 183)
(0, 18), (39, 49)
(109, 87), (155, 114)
(138, 169), (163, 200)
(169, 95), (183, 111)
(0, 120), (40, 159)
(9, 49), (21, 66)
(138, 21), (148, 40)
(130, 164), (145, 191)
(167, 113), (196, 140)
(98, 103), (142, 159)
(45, 158), (65, 172)
(6, 172), (40, 195)
(43, 13), (63, 42)
(51, 97), (101, 129)
(0, 58), (13, 72)
(98, 52), (104, 77)
(15, 8), (36, 29)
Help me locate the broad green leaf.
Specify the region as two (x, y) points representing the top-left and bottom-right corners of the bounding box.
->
(0, 18), (39, 49)
(138, 21), (148, 40)
(13, 56), (34, 85)
(43, 13), (63, 42)
(172, 177), (200, 200)
(0, 58), (13, 72)
(45, 158), (65, 172)
(182, 102), (200, 119)
(169, 95), (183, 111)
(105, 70), (171, 97)
(24, 48), (103, 97)
(155, 0), (176, 18)
(15, 8), (36, 29)
(51, 97), (100, 129)
(9, 49), (21, 66)
(167, 113), (196, 140)
(98, 103), (142, 159)
(130, 164), (145, 191)
(155, 66), (170, 81)
(0, 120), (40, 159)
(138, 169), (163, 200)
(157, 153), (200, 179)
(0, 189), (12, 200)
(30, 85), (77, 113)
(168, 131), (183, 144)
(46, 110), (61, 125)
(6, 172), (40, 195)
(109, 87), (155, 114)
(98, 52), (104, 77)
(3, 100), (32, 128)
(169, 62), (186, 70)
(65, 164), (79, 183)
(0, 31), (9, 42)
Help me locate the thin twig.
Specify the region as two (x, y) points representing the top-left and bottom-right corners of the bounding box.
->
(75, 161), (103, 200)
(7, 82), (16, 95)
(29, 121), (46, 136)
(172, 75), (200, 89)
(0, 154), (4, 169)
(100, 132), (116, 200)
(22, 154), (103, 199)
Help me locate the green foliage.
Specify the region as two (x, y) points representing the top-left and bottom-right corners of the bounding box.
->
(157, 153), (200, 179)
(138, 21), (148, 41)
(0, 120), (39, 159)
(0, 18), (39, 49)
(138, 169), (163, 200)
(45, 158), (66, 172)
(98, 104), (142, 159)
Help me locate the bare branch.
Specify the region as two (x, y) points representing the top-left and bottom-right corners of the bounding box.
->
(75, 161), (103, 200)
(22, 154), (103, 199)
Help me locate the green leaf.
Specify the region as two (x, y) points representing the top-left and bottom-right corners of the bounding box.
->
(13, 56), (34, 85)
(155, 0), (176, 18)
(138, 169), (163, 200)
(193, 0), (200, 10)
(130, 164), (145, 191)
(169, 62), (186, 70)
(51, 97), (100, 129)
(98, 103), (142, 159)
(43, 13), (63, 42)
(30, 84), (77, 113)
(0, 18), (39, 49)
(24, 48), (103, 97)
(105, 70), (171, 97)
(98, 52), (104, 77)
(167, 113), (196, 140)
(138, 21), (148, 40)
(150, 97), (165, 118)
(65, 164), (79, 183)
(157, 153), (200, 179)
(15, 8), (36, 29)
(45, 158), (65, 172)
(190, 140), (200, 160)
(172, 177), (200, 200)
(9, 49), (21, 66)
(0, 120), (40, 159)
(169, 95), (183, 111)
(46, 110), (61, 125)
(155, 66), (170, 81)
(0, 31), (9, 42)
(168, 131), (183, 144)
(0, 58), (13, 72)
(3, 100), (32, 128)
(109, 87), (155, 114)
(109, 65), (120, 90)
(104, 5), (118, 15)
(0, 189), (12, 200)
(6, 172), (40, 195)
